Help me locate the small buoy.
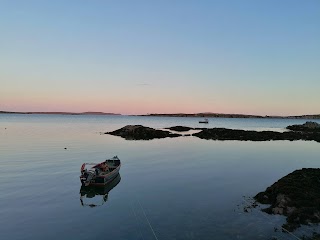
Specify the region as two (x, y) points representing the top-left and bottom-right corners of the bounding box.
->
(64, 147), (67, 150)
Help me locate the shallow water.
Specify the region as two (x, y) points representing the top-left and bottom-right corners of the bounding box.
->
(1, 114), (320, 240)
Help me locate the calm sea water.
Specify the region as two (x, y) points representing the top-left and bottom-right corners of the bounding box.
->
(1, 114), (320, 240)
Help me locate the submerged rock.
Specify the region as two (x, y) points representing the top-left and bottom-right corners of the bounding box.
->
(105, 125), (181, 140)
(287, 121), (320, 132)
(255, 168), (320, 231)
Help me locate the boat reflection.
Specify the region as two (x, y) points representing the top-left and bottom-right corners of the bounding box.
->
(79, 173), (121, 207)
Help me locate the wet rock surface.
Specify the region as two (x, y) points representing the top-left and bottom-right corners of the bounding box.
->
(193, 128), (320, 142)
(165, 126), (194, 132)
(305, 233), (320, 240)
(254, 168), (320, 232)
(287, 122), (320, 132)
(105, 125), (181, 140)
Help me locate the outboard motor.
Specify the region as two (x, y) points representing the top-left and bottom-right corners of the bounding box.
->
(82, 169), (96, 186)
(80, 163), (97, 186)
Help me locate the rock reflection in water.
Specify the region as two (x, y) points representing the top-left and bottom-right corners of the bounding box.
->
(79, 174), (121, 208)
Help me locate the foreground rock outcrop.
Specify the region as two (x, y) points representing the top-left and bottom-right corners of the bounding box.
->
(105, 125), (181, 140)
(254, 168), (320, 232)
(287, 121), (320, 132)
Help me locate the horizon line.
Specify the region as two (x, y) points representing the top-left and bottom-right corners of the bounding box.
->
(1, 110), (319, 118)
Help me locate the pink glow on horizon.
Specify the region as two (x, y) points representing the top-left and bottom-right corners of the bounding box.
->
(1, 86), (318, 116)
(2, 97), (317, 116)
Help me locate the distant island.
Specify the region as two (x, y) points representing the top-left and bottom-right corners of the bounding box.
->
(1, 111), (320, 119)
(0, 111), (121, 115)
(140, 113), (320, 119)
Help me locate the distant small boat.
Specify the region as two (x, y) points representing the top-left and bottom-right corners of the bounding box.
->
(80, 173), (121, 207)
(80, 156), (121, 186)
(199, 118), (209, 124)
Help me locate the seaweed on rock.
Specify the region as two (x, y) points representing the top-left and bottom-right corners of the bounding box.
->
(254, 168), (320, 231)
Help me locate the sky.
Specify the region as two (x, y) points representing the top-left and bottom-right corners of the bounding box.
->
(1, 0), (319, 115)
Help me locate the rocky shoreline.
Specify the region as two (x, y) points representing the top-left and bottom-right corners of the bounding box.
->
(254, 168), (320, 232)
(106, 122), (320, 142)
(193, 127), (320, 142)
(286, 121), (320, 132)
(106, 123), (320, 237)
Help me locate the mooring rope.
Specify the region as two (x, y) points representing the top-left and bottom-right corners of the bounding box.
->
(137, 197), (160, 240)
(129, 193), (308, 240)
(130, 201), (145, 240)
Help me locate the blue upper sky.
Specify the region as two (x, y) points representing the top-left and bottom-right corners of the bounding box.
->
(1, 0), (319, 115)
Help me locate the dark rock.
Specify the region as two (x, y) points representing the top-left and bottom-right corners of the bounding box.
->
(165, 126), (194, 132)
(105, 125), (320, 142)
(254, 168), (320, 231)
(287, 122), (320, 132)
(106, 125), (181, 140)
(193, 128), (320, 143)
(304, 233), (320, 240)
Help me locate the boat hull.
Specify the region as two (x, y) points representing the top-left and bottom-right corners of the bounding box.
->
(80, 174), (121, 196)
(80, 157), (121, 187)
(80, 174), (121, 207)
(88, 166), (120, 186)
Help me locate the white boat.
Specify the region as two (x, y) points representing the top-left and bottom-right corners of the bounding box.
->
(80, 156), (121, 186)
(199, 118), (209, 124)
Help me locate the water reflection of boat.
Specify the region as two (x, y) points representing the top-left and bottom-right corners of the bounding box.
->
(199, 118), (209, 124)
(80, 173), (121, 207)
(80, 156), (121, 186)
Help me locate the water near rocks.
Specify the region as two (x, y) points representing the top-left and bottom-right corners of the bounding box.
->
(1, 114), (320, 240)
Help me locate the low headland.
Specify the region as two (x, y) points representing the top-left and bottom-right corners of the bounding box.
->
(140, 113), (320, 119)
(106, 122), (320, 142)
(0, 111), (120, 115)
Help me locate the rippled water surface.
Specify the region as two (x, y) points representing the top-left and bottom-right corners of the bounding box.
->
(1, 114), (320, 240)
